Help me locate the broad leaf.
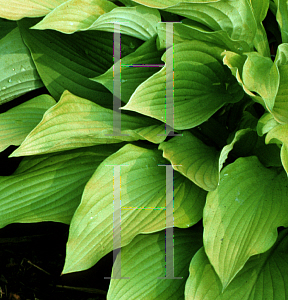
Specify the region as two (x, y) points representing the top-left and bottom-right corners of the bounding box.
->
(134, 0), (257, 48)
(242, 52), (280, 112)
(87, 5), (161, 41)
(107, 227), (203, 300)
(272, 44), (288, 123)
(62, 144), (206, 273)
(0, 94), (56, 152)
(0, 0), (67, 20)
(9, 91), (167, 157)
(274, 0), (288, 43)
(156, 20), (250, 53)
(18, 17), (143, 107)
(266, 123), (288, 175)
(0, 144), (122, 228)
(32, 0), (117, 34)
(185, 229), (288, 299)
(203, 156), (288, 289)
(159, 131), (219, 191)
(92, 36), (165, 104)
(0, 26), (43, 105)
(122, 40), (243, 130)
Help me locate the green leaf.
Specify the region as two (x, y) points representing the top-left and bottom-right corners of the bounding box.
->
(203, 156), (288, 289)
(0, 0), (67, 20)
(107, 227), (203, 300)
(0, 144), (122, 228)
(249, 0), (270, 57)
(17, 17), (143, 106)
(31, 0), (117, 34)
(92, 35), (164, 104)
(0, 26), (43, 105)
(274, 0), (288, 43)
(0, 94), (56, 152)
(86, 5), (161, 41)
(272, 44), (288, 123)
(137, 0), (257, 48)
(9, 91), (167, 157)
(156, 20), (250, 53)
(185, 229), (288, 299)
(62, 144), (206, 273)
(257, 113), (279, 136)
(242, 52), (280, 112)
(159, 131), (219, 191)
(266, 123), (288, 174)
(122, 40), (243, 130)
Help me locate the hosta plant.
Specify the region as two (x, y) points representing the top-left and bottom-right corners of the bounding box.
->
(1, 0), (288, 299)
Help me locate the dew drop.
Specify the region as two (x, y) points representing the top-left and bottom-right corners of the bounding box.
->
(1, 86), (6, 91)
(238, 47), (243, 51)
(8, 78), (12, 83)
(20, 65), (26, 72)
(129, 42), (135, 49)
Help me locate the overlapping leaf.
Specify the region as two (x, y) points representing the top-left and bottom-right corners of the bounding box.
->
(0, 0), (67, 20)
(274, 0), (288, 43)
(108, 227), (203, 300)
(0, 144), (122, 228)
(185, 229), (288, 299)
(0, 94), (56, 152)
(9, 91), (167, 157)
(134, 0), (257, 48)
(122, 40), (243, 130)
(92, 36), (165, 104)
(272, 43), (288, 123)
(86, 5), (161, 41)
(62, 144), (206, 273)
(266, 123), (288, 175)
(0, 25), (43, 105)
(18, 17), (143, 106)
(156, 20), (250, 53)
(203, 156), (288, 289)
(31, 0), (117, 34)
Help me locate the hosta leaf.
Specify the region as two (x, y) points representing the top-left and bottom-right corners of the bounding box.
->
(272, 44), (288, 124)
(156, 20), (250, 53)
(0, 0), (67, 20)
(266, 123), (288, 175)
(249, 0), (270, 57)
(122, 40), (243, 130)
(9, 91), (167, 157)
(0, 144), (122, 228)
(274, 0), (288, 43)
(32, 0), (117, 34)
(257, 113), (279, 136)
(17, 17), (143, 107)
(0, 26), (43, 105)
(134, 0), (257, 48)
(203, 156), (288, 290)
(159, 131), (219, 191)
(108, 227), (203, 300)
(0, 94), (56, 152)
(92, 36), (164, 104)
(87, 5), (161, 41)
(223, 51), (280, 111)
(242, 52), (280, 112)
(185, 229), (288, 299)
(62, 144), (206, 273)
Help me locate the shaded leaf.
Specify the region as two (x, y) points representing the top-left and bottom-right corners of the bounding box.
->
(0, 144), (122, 228)
(0, 26), (43, 105)
(0, 94), (56, 152)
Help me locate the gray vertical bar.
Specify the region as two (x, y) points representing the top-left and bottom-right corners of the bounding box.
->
(158, 164), (182, 279)
(106, 23), (129, 137)
(158, 22), (182, 137)
(105, 165), (129, 279)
